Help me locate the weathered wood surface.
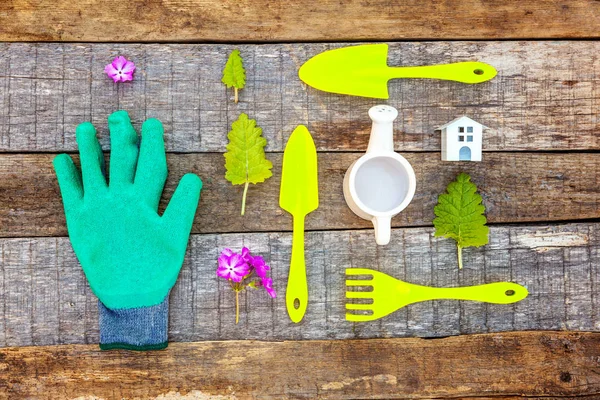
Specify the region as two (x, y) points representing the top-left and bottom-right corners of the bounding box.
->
(0, 222), (598, 347)
(1, 7), (598, 399)
(2, 1), (600, 42)
(1, 152), (599, 237)
(1, 42), (600, 152)
(1, 332), (599, 399)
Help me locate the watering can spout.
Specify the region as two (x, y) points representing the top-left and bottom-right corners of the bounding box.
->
(366, 105), (398, 154)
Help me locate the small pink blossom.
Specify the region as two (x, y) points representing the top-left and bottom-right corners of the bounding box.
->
(221, 248), (235, 258)
(105, 56), (136, 83)
(216, 252), (249, 283)
(250, 255), (270, 279)
(261, 277), (277, 298)
(240, 247), (252, 263)
(217, 247), (277, 323)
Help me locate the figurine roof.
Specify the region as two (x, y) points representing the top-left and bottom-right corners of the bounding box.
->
(436, 116), (488, 130)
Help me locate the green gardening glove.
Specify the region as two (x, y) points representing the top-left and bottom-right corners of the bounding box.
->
(53, 110), (202, 350)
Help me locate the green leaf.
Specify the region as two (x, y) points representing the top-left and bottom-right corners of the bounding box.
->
(224, 113), (273, 216)
(222, 50), (246, 103)
(433, 172), (489, 269)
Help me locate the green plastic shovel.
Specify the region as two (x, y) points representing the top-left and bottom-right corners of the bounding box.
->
(299, 44), (497, 99)
(280, 125), (319, 323)
(346, 268), (528, 322)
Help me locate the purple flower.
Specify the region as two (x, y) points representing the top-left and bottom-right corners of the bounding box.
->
(221, 248), (235, 258)
(216, 247), (276, 323)
(217, 252), (250, 283)
(261, 277), (277, 298)
(240, 247), (252, 263)
(250, 255), (270, 279)
(105, 56), (136, 83)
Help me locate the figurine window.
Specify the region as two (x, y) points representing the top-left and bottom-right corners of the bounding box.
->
(467, 135), (473, 142)
(467, 126), (473, 133)
(459, 127), (465, 133)
(459, 135), (465, 142)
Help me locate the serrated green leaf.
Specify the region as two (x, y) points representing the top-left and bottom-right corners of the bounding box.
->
(433, 172), (489, 269)
(224, 113), (273, 215)
(222, 49), (246, 100)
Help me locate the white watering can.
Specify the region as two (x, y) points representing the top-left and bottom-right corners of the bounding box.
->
(343, 105), (416, 245)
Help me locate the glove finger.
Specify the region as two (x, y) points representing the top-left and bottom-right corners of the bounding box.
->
(108, 110), (139, 186)
(76, 122), (107, 192)
(134, 118), (168, 210)
(162, 173), (202, 244)
(53, 153), (83, 211)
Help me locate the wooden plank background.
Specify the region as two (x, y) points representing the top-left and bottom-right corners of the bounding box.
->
(2, 152), (599, 237)
(1, 1), (600, 42)
(2, 332), (600, 399)
(1, 222), (598, 347)
(1, 42), (600, 235)
(1, 42), (600, 153)
(0, 35), (599, 399)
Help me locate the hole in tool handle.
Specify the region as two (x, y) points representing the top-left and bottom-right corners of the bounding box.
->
(294, 298), (300, 309)
(505, 289), (515, 296)
(473, 69), (484, 75)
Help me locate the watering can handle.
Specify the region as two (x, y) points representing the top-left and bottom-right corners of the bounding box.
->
(367, 105), (398, 153)
(372, 216), (391, 246)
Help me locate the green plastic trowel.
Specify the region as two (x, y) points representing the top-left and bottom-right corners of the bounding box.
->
(299, 44), (497, 99)
(280, 125), (319, 323)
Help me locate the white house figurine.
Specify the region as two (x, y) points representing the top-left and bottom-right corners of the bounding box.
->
(437, 116), (486, 162)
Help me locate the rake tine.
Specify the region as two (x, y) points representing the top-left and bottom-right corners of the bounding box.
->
(345, 268), (374, 277)
(345, 291), (372, 299)
(345, 280), (373, 287)
(345, 313), (376, 322)
(345, 303), (372, 311)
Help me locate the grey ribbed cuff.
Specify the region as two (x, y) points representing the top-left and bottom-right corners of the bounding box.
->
(98, 295), (169, 351)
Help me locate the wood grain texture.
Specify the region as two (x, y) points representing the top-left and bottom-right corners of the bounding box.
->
(1, 332), (599, 399)
(1, 1), (600, 42)
(0, 222), (598, 347)
(1, 152), (599, 237)
(1, 42), (600, 152)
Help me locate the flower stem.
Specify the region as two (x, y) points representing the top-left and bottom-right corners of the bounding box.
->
(235, 290), (240, 324)
(457, 245), (463, 269)
(241, 181), (249, 216)
(234, 87), (239, 103)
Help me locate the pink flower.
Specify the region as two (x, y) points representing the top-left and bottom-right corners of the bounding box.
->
(105, 56), (136, 83)
(216, 247), (276, 323)
(261, 277), (277, 298)
(221, 248), (235, 258)
(250, 255), (270, 279)
(217, 252), (250, 283)
(240, 247), (252, 263)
